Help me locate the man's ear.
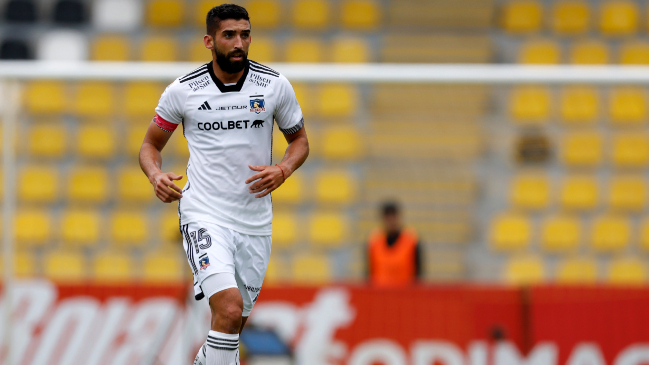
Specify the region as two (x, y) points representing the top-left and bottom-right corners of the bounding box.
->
(203, 34), (214, 50)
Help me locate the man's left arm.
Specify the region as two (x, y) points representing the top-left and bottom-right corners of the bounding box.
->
(415, 241), (422, 279)
(246, 127), (309, 198)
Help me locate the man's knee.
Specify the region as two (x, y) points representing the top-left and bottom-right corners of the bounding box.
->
(209, 288), (243, 333)
(216, 303), (243, 322)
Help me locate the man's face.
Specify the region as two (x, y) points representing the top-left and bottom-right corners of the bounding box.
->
(207, 18), (251, 74)
(382, 213), (400, 233)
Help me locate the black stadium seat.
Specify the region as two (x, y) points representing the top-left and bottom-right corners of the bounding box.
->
(4, 0), (37, 23)
(0, 39), (31, 59)
(53, 0), (85, 24)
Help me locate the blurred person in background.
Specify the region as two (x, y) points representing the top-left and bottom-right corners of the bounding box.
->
(367, 202), (422, 287)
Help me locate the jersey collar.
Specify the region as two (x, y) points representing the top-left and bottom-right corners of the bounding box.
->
(207, 60), (249, 93)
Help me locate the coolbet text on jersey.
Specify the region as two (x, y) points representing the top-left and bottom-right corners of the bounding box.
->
(154, 60), (304, 236)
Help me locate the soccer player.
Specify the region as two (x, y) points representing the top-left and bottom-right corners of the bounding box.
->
(138, 4), (309, 365)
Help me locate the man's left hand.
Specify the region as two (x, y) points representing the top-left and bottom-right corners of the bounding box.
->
(245, 164), (285, 198)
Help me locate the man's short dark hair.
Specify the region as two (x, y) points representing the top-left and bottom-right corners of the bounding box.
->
(206, 4), (250, 36)
(382, 202), (399, 217)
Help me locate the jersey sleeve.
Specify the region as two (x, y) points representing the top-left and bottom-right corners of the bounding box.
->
(153, 80), (185, 132)
(274, 75), (304, 135)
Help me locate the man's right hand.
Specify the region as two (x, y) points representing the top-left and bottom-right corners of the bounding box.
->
(150, 171), (184, 203)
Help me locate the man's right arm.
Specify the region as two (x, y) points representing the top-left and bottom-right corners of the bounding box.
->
(139, 119), (184, 203)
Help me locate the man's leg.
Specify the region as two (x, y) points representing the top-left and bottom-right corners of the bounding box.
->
(204, 285), (242, 365)
(239, 317), (248, 334)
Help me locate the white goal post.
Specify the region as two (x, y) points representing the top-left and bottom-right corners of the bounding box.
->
(1, 61), (649, 364)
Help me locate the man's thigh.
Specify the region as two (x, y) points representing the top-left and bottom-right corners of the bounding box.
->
(233, 234), (272, 317)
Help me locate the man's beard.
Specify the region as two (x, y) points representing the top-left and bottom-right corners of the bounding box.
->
(215, 48), (247, 74)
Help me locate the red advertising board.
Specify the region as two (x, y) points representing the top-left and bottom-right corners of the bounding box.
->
(4, 280), (649, 365)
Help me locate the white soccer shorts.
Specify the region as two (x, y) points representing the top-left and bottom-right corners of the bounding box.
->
(181, 221), (271, 316)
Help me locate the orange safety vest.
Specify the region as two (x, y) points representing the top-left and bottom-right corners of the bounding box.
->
(368, 228), (418, 287)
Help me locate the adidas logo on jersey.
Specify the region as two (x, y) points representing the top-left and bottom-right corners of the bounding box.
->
(198, 101), (211, 110)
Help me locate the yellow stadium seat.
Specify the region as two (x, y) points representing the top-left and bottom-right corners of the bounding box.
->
(560, 175), (598, 210)
(285, 38), (323, 63)
(146, 0), (184, 27)
(140, 36), (178, 62)
(321, 127), (362, 160)
(27, 124), (66, 157)
(15, 209), (50, 245)
(14, 251), (37, 278)
(272, 212), (297, 247)
(264, 256), (281, 284)
(609, 176), (646, 211)
(272, 128), (288, 160)
(490, 213), (531, 251)
(124, 82), (163, 117)
(111, 211), (148, 246)
(126, 125), (147, 156)
(600, 1), (638, 36)
(91, 35), (130, 61)
(541, 215), (581, 252)
(18, 166), (58, 203)
(620, 42), (649, 64)
(160, 210), (180, 242)
(247, 0), (280, 28)
(189, 40), (211, 63)
(341, 0), (380, 29)
(607, 258), (647, 284)
(331, 37), (370, 63)
(0, 251), (38, 278)
(552, 1), (590, 34)
(509, 85), (550, 123)
(518, 40), (561, 64)
(291, 254), (331, 284)
(591, 215), (630, 252)
(315, 170), (355, 204)
(309, 212), (346, 247)
(24, 81), (66, 114)
(570, 40), (609, 64)
(44, 250), (85, 283)
(318, 84), (358, 117)
(74, 82), (114, 116)
(77, 125), (115, 159)
(194, 0), (215, 26)
(612, 134), (649, 168)
(555, 258), (597, 283)
(291, 83), (313, 116)
(560, 86), (598, 123)
(504, 256), (545, 285)
(171, 129), (190, 157)
(143, 250), (185, 283)
(292, 0), (330, 29)
(61, 209), (101, 246)
(561, 132), (603, 167)
(640, 218), (649, 250)
(68, 166), (109, 203)
(272, 173), (303, 204)
(118, 166), (154, 202)
(501, 0), (543, 33)
(609, 87), (647, 124)
(510, 174), (550, 210)
(93, 252), (133, 283)
(248, 37), (276, 63)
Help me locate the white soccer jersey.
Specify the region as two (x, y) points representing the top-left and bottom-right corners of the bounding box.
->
(154, 60), (304, 235)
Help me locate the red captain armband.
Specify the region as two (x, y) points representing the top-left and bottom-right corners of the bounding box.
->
(154, 114), (178, 132)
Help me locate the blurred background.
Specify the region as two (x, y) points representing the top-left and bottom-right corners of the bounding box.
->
(4, 0), (649, 286)
(3, 0), (649, 364)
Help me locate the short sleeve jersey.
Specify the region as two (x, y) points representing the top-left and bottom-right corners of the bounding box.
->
(154, 60), (304, 235)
